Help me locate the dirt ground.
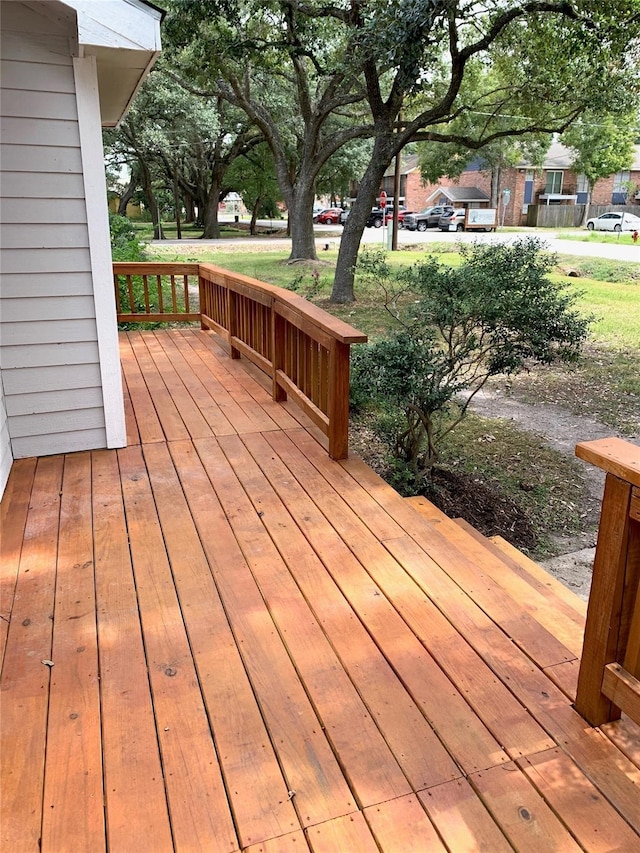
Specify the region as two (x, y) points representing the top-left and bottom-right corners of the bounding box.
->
(465, 389), (639, 600)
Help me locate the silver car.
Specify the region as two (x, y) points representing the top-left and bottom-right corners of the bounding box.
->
(438, 209), (467, 232)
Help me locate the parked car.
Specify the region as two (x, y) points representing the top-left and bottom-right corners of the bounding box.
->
(404, 205), (454, 231)
(339, 208), (350, 225)
(366, 205), (407, 228)
(396, 209), (413, 227)
(586, 211), (640, 232)
(438, 209), (467, 231)
(314, 207), (343, 224)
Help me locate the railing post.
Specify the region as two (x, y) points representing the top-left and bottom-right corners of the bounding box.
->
(575, 473), (632, 725)
(327, 340), (350, 460)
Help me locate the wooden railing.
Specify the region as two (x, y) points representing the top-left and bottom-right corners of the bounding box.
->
(575, 437), (640, 726)
(113, 262), (367, 459)
(114, 262), (201, 323)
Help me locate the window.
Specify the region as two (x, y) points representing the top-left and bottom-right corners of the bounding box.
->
(576, 174), (589, 194)
(576, 173), (589, 204)
(545, 171), (563, 194)
(613, 171), (631, 193)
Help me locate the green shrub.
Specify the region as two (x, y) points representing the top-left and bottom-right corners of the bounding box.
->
(351, 238), (592, 485)
(110, 213), (146, 262)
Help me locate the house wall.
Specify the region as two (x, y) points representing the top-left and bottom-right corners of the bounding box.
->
(0, 3), (114, 460)
(0, 378), (11, 497)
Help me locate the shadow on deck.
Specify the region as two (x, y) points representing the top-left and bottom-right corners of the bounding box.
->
(1, 329), (639, 852)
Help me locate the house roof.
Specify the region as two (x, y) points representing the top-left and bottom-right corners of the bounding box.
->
(383, 153), (420, 178)
(522, 141), (640, 171)
(59, 0), (163, 126)
(427, 186), (491, 203)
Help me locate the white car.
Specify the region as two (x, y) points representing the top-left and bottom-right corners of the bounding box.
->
(586, 212), (640, 232)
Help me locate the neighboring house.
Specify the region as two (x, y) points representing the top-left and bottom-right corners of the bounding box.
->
(0, 0), (163, 498)
(425, 186), (491, 208)
(377, 144), (640, 225)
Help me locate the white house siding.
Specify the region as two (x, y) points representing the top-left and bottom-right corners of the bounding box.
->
(0, 4), (109, 460)
(0, 379), (11, 497)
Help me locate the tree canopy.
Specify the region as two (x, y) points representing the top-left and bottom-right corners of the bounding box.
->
(561, 110), (639, 219)
(126, 1), (640, 300)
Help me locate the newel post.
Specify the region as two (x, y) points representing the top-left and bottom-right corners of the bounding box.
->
(327, 340), (350, 460)
(574, 438), (640, 727)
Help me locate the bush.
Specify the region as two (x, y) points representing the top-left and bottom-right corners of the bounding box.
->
(351, 238), (592, 486)
(109, 213), (146, 261)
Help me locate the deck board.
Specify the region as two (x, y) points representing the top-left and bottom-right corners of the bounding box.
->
(41, 453), (104, 853)
(2, 328), (639, 852)
(92, 449), (174, 851)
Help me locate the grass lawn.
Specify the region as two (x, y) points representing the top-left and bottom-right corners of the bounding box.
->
(149, 241), (640, 346)
(557, 229), (640, 246)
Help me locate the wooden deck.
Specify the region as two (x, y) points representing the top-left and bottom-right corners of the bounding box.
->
(2, 328), (639, 852)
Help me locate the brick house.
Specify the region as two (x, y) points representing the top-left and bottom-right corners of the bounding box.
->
(378, 143), (640, 226)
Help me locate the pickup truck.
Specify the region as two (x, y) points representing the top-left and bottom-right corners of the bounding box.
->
(403, 205), (453, 231)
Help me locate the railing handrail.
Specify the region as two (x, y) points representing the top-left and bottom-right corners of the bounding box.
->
(112, 261), (367, 459)
(197, 263), (367, 345)
(575, 437), (640, 727)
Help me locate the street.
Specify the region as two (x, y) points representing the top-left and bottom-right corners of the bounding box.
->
(156, 219), (640, 264)
(330, 222), (640, 264)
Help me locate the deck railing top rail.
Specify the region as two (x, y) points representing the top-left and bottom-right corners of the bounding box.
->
(113, 261), (367, 459)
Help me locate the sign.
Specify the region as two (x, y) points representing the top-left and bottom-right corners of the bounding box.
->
(379, 191), (387, 209)
(465, 209), (497, 229)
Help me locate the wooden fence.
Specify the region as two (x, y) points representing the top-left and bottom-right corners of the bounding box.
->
(574, 438), (640, 727)
(526, 204), (640, 228)
(113, 262), (367, 459)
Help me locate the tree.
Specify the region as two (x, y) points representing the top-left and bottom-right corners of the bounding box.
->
(226, 144), (283, 234)
(351, 240), (591, 483)
(105, 67), (264, 239)
(561, 111), (639, 222)
(164, 0), (372, 260)
(315, 139), (373, 205)
(163, 1), (640, 300)
(415, 68), (552, 207)
(331, 3), (640, 301)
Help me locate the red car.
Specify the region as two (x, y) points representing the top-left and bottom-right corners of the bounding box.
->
(315, 207), (343, 224)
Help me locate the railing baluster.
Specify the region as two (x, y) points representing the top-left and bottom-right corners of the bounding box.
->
(170, 276), (177, 313)
(126, 275), (135, 312)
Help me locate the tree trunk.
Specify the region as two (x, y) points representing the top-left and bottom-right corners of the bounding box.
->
(139, 159), (163, 240)
(201, 184), (221, 239)
(331, 139), (394, 302)
(184, 194), (195, 223)
(490, 166), (501, 209)
(117, 168), (138, 216)
(580, 186), (593, 226)
(288, 183), (318, 260)
(249, 195), (263, 235)
(173, 169), (182, 240)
